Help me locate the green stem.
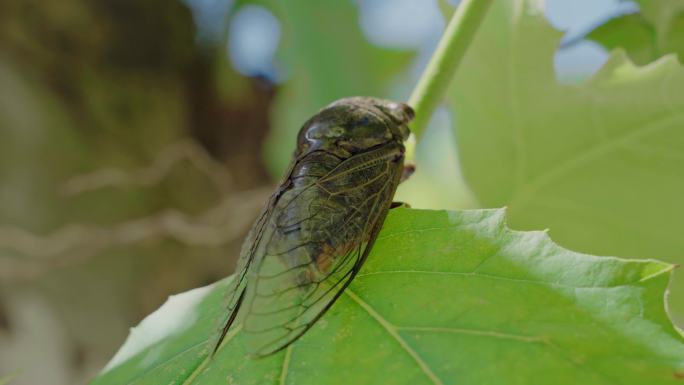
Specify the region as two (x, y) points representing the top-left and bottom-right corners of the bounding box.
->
(407, 0), (493, 139)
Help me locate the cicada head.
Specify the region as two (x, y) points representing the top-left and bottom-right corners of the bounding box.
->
(295, 97), (414, 157)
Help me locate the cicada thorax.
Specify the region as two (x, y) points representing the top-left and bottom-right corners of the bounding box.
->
(260, 143), (403, 296)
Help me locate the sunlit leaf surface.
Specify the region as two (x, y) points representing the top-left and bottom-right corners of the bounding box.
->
(448, 0), (684, 324)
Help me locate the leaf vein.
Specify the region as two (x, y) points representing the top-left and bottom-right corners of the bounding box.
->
(345, 289), (444, 385)
(279, 344), (293, 385)
(510, 112), (684, 209)
(356, 269), (663, 289)
(394, 326), (547, 343)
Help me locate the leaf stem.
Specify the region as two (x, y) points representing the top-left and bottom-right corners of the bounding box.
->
(407, 0), (493, 139)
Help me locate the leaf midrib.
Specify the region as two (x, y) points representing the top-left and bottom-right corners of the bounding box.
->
(345, 289), (444, 385)
(356, 268), (669, 290)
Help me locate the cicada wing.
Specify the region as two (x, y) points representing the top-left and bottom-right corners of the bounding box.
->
(240, 239), (370, 356)
(238, 144), (403, 356)
(212, 190), (280, 354)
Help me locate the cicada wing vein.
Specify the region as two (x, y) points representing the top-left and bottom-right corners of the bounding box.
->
(213, 143), (403, 357)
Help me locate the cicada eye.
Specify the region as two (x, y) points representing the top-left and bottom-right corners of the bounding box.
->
(398, 103), (415, 121)
(378, 102), (414, 125)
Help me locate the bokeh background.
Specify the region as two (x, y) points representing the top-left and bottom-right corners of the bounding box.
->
(0, 0), (680, 384)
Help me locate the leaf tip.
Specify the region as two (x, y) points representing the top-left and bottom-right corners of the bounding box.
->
(639, 260), (677, 283)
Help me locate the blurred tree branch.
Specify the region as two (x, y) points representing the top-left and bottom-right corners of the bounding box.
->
(0, 0), (279, 382)
(0, 186), (270, 282)
(1, 133), (273, 282)
(60, 139), (235, 196)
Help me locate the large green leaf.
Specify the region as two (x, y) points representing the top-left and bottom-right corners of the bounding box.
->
(90, 208), (684, 385)
(254, 0), (413, 176)
(448, 0), (684, 324)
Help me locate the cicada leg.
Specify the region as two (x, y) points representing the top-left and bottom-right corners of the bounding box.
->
(390, 163), (415, 209)
(400, 162), (416, 183)
(390, 201), (411, 209)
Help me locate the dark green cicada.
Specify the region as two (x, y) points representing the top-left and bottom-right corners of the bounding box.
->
(214, 97), (414, 357)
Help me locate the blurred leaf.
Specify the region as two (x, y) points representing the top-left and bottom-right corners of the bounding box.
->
(91, 208), (684, 385)
(252, 0), (413, 176)
(587, 13), (657, 65)
(661, 11), (684, 60)
(636, 0), (684, 38)
(448, 0), (684, 324)
(0, 374), (16, 385)
(587, 1), (684, 63)
(0, 56), (85, 230)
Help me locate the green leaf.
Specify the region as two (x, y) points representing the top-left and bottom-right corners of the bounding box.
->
(660, 11), (684, 60)
(90, 208), (684, 385)
(587, 13), (657, 65)
(255, 0), (413, 176)
(0, 374), (16, 385)
(587, 1), (684, 63)
(636, 0), (684, 40)
(448, 0), (684, 324)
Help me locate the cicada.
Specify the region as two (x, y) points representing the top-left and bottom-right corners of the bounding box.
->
(213, 97), (414, 357)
